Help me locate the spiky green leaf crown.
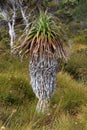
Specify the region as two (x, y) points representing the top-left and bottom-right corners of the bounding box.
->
(17, 11), (66, 58)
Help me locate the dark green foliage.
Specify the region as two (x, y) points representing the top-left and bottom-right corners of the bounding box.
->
(54, 0), (78, 23)
(73, 0), (87, 21)
(65, 49), (87, 83)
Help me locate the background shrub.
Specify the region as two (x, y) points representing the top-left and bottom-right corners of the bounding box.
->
(64, 49), (87, 84)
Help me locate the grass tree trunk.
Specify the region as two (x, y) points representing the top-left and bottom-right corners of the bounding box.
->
(29, 54), (58, 112)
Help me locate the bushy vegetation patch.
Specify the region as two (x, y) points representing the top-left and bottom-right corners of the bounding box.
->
(73, 29), (87, 44)
(51, 72), (87, 114)
(0, 29), (9, 49)
(64, 49), (87, 84)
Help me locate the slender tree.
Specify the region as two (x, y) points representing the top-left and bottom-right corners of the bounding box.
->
(16, 11), (66, 112)
(0, 0), (17, 51)
(16, 0), (29, 32)
(16, 0), (37, 31)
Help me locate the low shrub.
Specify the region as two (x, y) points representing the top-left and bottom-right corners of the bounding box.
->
(0, 29), (9, 49)
(0, 74), (35, 105)
(64, 49), (87, 84)
(51, 72), (87, 114)
(73, 29), (87, 44)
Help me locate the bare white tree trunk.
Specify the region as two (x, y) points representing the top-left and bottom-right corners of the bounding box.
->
(8, 20), (15, 48)
(20, 6), (30, 33)
(18, 0), (29, 32)
(20, 7), (28, 26)
(29, 54), (58, 112)
(1, 7), (16, 51)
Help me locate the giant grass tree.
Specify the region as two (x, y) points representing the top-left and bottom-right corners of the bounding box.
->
(16, 11), (66, 112)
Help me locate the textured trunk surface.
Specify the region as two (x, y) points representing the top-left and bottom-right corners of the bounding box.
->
(29, 55), (58, 112)
(1, 9), (16, 51)
(8, 21), (15, 48)
(8, 9), (16, 51)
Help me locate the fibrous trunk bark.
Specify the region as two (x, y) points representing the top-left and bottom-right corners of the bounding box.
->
(29, 54), (58, 112)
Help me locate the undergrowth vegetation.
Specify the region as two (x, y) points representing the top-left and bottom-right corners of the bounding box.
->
(65, 49), (87, 84)
(73, 29), (87, 45)
(0, 48), (87, 130)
